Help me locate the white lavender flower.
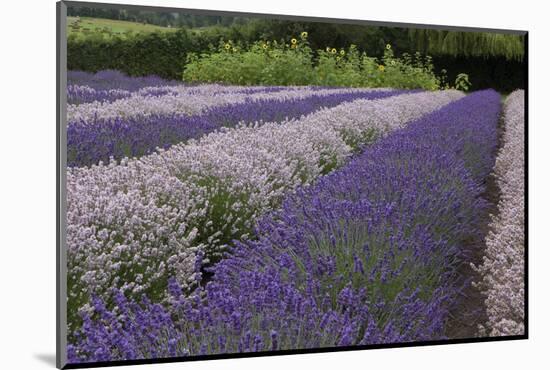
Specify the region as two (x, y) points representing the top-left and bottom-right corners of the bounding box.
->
(473, 90), (525, 336)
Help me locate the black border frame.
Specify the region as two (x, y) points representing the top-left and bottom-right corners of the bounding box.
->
(56, 1), (529, 368)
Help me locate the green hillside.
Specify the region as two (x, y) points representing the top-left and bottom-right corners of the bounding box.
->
(67, 16), (179, 38)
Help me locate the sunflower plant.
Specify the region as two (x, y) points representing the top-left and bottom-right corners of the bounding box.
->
(183, 33), (460, 90)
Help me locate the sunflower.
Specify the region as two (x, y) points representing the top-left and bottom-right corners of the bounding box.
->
(331, 48), (337, 54)
(378, 65), (385, 72)
(300, 31), (308, 39)
(291, 38), (298, 45)
(386, 44), (392, 50)
(340, 49), (345, 56)
(224, 43), (231, 50)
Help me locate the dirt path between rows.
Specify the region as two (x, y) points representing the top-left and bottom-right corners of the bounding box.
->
(445, 107), (504, 339)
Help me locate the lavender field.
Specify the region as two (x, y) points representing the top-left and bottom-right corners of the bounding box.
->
(65, 70), (525, 363)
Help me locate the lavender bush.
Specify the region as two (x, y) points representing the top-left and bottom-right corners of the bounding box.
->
(68, 90), (500, 363)
(67, 70), (181, 92)
(67, 90), (462, 334)
(67, 84), (297, 105)
(67, 85), (132, 105)
(68, 70), (292, 96)
(473, 90), (525, 336)
(67, 85), (395, 123)
(67, 89), (402, 167)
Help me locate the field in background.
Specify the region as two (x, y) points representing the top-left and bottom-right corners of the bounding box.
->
(67, 16), (179, 38)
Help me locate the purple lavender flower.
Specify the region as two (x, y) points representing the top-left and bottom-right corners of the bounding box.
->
(67, 90), (500, 363)
(67, 89), (402, 167)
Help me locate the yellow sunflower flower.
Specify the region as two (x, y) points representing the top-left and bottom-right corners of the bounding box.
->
(224, 43), (231, 50)
(301, 31), (308, 39)
(291, 38), (298, 45)
(386, 44), (391, 50)
(378, 65), (385, 72)
(340, 49), (345, 56)
(331, 48), (337, 54)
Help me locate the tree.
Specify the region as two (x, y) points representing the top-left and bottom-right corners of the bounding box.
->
(409, 29), (524, 60)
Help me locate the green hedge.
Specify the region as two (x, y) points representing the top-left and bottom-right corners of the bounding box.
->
(68, 30), (188, 78)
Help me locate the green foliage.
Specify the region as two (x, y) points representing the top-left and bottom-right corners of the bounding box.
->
(67, 16), (178, 39)
(454, 73), (472, 92)
(409, 29), (525, 61)
(67, 15), (525, 92)
(67, 24), (270, 79)
(68, 29), (195, 79)
(183, 35), (442, 89)
(68, 6), (245, 29)
(183, 36), (315, 86)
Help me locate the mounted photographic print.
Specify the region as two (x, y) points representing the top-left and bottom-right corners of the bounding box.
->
(56, 1), (528, 368)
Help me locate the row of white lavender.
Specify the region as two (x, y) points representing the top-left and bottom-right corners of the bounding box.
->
(473, 90), (525, 336)
(67, 90), (464, 324)
(67, 85), (394, 123)
(67, 83), (306, 106)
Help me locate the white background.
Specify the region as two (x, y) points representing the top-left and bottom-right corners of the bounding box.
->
(0, 0), (547, 368)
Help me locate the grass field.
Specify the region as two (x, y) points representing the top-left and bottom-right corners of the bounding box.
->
(67, 16), (179, 38)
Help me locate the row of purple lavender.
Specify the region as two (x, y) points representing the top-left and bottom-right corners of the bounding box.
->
(66, 90), (462, 334)
(67, 70), (182, 93)
(67, 89), (403, 167)
(67, 90), (501, 363)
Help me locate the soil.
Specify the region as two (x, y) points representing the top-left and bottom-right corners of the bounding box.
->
(445, 110), (504, 339)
